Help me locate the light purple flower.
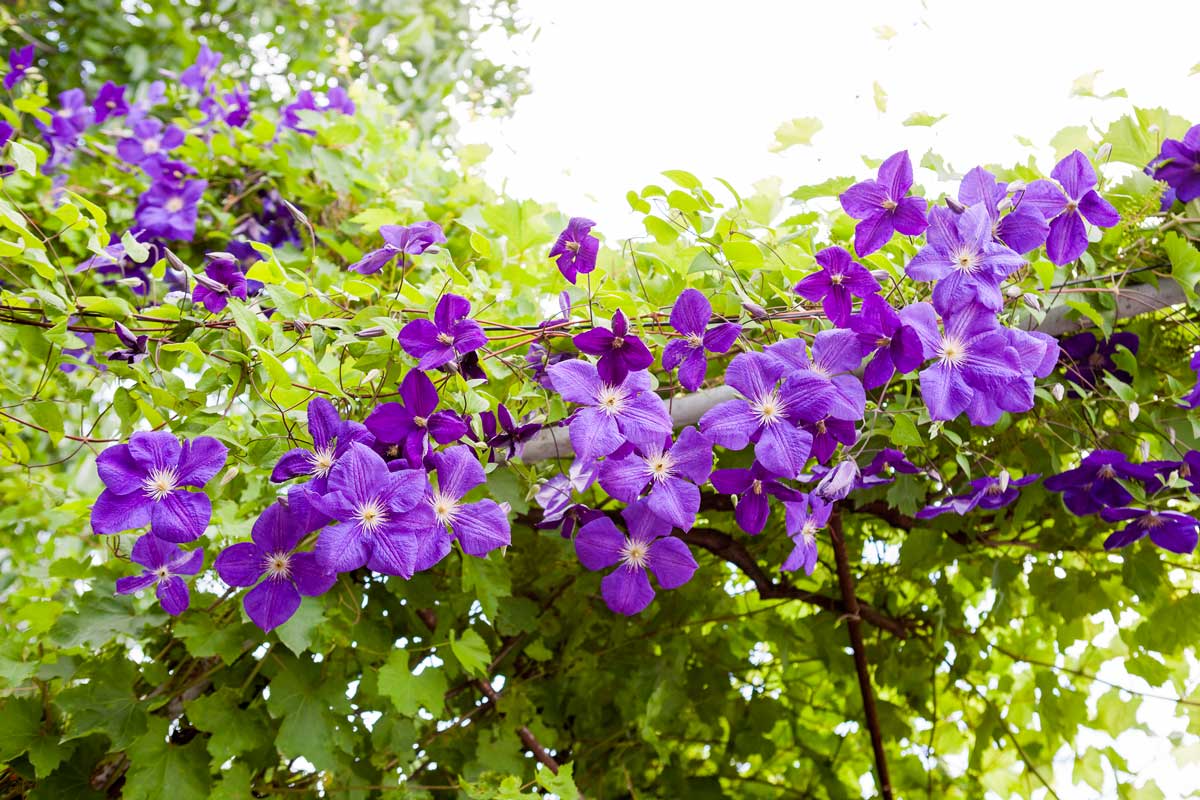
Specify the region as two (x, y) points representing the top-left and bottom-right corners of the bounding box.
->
(364, 370), (469, 465)
(192, 255), (248, 313)
(781, 495), (831, 575)
(4, 45), (34, 91)
(1101, 508), (1199, 554)
(814, 460), (860, 502)
(794, 246), (881, 326)
(662, 289), (741, 391)
(1151, 125), (1200, 204)
(349, 221), (447, 274)
(574, 500), (697, 615)
(768, 330), (868, 422)
(181, 44), (221, 92)
(399, 294), (487, 371)
(142, 157), (196, 188)
(214, 487), (337, 631)
(91, 431), (228, 542)
(49, 88), (93, 137)
(271, 397), (372, 493)
(1023, 150), (1120, 265)
(963, 327), (1058, 426)
(549, 217), (599, 284)
(573, 309), (654, 385)
(599, 427), (713, 531)
(117, 118), (185, 165)
(917, 473), (1039, 518)
(848, 294), (924, 390)
(710, 462), (801, 535)
(958, 166), (1049, 254)
(410, 446), (513, 570)
(116, 534), (204, 616)
(548, 360), (672, 461)
(135, 179), (207, 241)
(92, 81), (129, 123)
(906, 204), (1025, 314)
(838, 150), (928, 256)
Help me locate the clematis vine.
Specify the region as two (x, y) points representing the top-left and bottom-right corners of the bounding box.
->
(661, 289), (741, 391)
(105, 322), (149, 364)
(399, 294), (487, 371)
(1044, 450), (1162, 516)
(1179, 351), (1200, 409)
(115, 534), (204, 616)
(838, 150), (928, 256)
(117, 118), (185, 165)
(135, 179), (207, 241)
(271, 397), (372, 493)
(768, 330), (867, 422)
(549, 217), (599, 284)
(92, 81), (129, 123)
(1023, 150), (1120, 265)
(4, 45), (34, 90)
(793, 246), (880, 327)
(1060, 331), (1139, 391)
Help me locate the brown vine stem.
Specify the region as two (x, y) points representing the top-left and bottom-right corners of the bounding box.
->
(828, 509), (893, 800)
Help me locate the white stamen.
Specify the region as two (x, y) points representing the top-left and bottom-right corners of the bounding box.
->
(621, 538), (650, 569)
(750, 390), (786, 426)
(308, 445), (336, 477)
(355, 498), (388, 532)
(596, 384), (628, 416)
(938, 336), (967, 366)
(431, 491), (460, 525)
(263, 552), (292, 579)
(644, 448), (676, 483)
(950, 246), (981, 273)
(141, 467), (180, 501)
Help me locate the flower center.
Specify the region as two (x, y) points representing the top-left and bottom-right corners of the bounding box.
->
(165, 196), (184, 213)
(951, 246), (980, 273)
(264, 552), (292, 579)
(436, 332), (455, 345)
(751, 390), (786, 426)
(621, 538), (650, 569)
(1139, 513), (1164, 529)
(801, 521), (818, 543)
(644, 449), (676, 483)
(413, 415), (428, 428)
(308, 445), (336, 477)
(985, 483), (1004, 496)
(1097, 464), (1116, 480)
(830, 273), (844, 285)
(751, 479), (763, 495)
(154, 566), (171, 580)
(611, 336), (625, 349)
(1065, 199), (1079, 213)
(881, 199), (898, 211)
(566, 240), (581, 253)
(431, 491), (460, 525)
(939, 337), (967, 366)
(355, 498), (388, 533)
(686, 333), (704, 348)
(141, 467), (180, 501)
(144, 139), (160, 154)
(596, 384), (628, 416)
(815, 419), (827, 434)
(875, 336), (891, 348)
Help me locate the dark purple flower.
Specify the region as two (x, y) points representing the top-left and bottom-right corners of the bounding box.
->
(899, 302), (1021, 422)
(349, 221), (447, 274)
(1044, 450), (1163, 516)
(859, 448), (922, 488)
(549, 217), (599, 284)
(1182, 451), (1200, 496)
(838, 150), (928, 256)
(1179, 351), (1200, 409)
(408, 446), (512, 570)
(116, 534), (204, 616)
(91, 431), (227, 542)
(0, 121), (12, 151)
(1059, 331), (1139, 391)
(214, 487), (337, 631)
(135, 179), (207, 241)
(271, 397), (372, 492)
(768, 330), (868, 422)
(803, 417), (857, 464)
(906, 204), (1025, 314)
(917, 472), (1039, 518)
(1151, 125), (1200, 204)
(181, 44), (221, 92)
(479, 403), (541, 461)
(781, 494), (831, 575)
(599, 427), (713, 531)
(1101, 507), (1199, 554)
(794, 246), (881, 326)
(364, 370), (469, 464)
(399, 294), (487, 371)
(710, 461), (802, 535)
(573, 309), (654, 385)
(309, 443), (434, 576)
(1023, 150), (1120, 265)
(848, 294), (924, 390)
(547, 360), (672, 461)
(192, 255), (249, 313)
(699, 352), (815, 479)
(92, 81), (129, 123)
(281, 90), (320, 133)
(661, 289), (741, 391)
(957, 166), (1049, 254)
(4, 45), (34, 91)
(105, 322), (149, 364)
(574, 500), (697, 615)
(117, 118), (185, 165)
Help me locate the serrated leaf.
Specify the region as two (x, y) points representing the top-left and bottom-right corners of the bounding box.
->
(770, 117), (822, 151)
(903, 111), (946, 127)
(9, 140), (37, 175)
(450, 628), (491, 677)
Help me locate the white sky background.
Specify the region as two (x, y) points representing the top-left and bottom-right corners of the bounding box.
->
(459, 1), (1200, 797)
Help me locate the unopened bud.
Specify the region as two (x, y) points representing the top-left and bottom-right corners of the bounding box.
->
(1096, 143), (1112, 162)
(997, 469), (1011, 492)
(1008, 180), (1026, 194)
(205, 251), (237, 262)
(1005, 284), (1023, 298)
(282, 199), (309, 225)
(115, 277), (145, 287)
(195, 273), (229, 293)
(1138, 440), (1150, 461)
(220, 465), (239, 486)
(362, 368), (382, 385)
(1128, 402), (1140, 422)
(1169, 427), (1177, 446)
(291, 319), (307, 336)
(997, 196), (1013, 212)
(164, 248), (189, 273)
(870, 269), (890, 283)
(1051, 383), (1065, 401)
(815, 460), (860, 502)
(1148, 125), (1160, 135)
(945, 197), (966, 214)
(742, 302), (768, 319)
(356, 326), (387, 339)
(1022, 293), (1042, 310)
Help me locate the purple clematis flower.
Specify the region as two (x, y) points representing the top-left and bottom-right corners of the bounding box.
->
(142, 157), (197, 188)
(906, 204), (1026, 315)
(92, 81), (128, 123)
(219, 85), (252, 127)
(535, 459), (602, 539)
(348, 221), (447, 274)
(917, 472), (1039, 518)
(5, 45), (34, 90)
(1179, 351), (1200, 409)
(309, 443), (434, 576)
(1023, 150), (1121, 265)
(325, 86), (355, 116)
(839, 150), (929, 256)
(860, 448), (922, 488)
(1181, 451), (1200, 496)
(549, 217), (600, 284)
(1044, 450), (1163, 516)
(781, 494), (831, 575)
(479, 403), (541, 461)
(104, 322), (149, 364)
(803, 417), (857, 464)
(957, 166), (1049, 254)
(91, 431), (228, 542)
(574, 310), (654, 385)
(271, 397), (372, 493)
(699, 352), (816, 479)
(364, 370), (469, 465)
(1060, 331), (1138, 391)
(814, 460), (861, 502)
(1151, 125), (1200, 204)
(116, 534), (204, 616)
(964, 327), (1059, 426)
(214, 487), (337, 631)
(181, 44), (221, 92)
(768, 330), (868, 422)
(899, 302), (1021, 422)
(574, 500), (697, 615)
(661, 288), (741, 391)
(117, 118), (185, 165)
(710, 461), (802, 535)
(49, 88), (93, 137)
(192, 255), (249, 313)
(399, 294), (487, 371)
(548, 360), (672, 461)
(1101, 507), (1199, 554)
(794, 246), (881, 326)
(412, 446), (513, 571)
(599, 427), (713, 531)
(135, 179), (207, 241)
(848, 294), (924, 390)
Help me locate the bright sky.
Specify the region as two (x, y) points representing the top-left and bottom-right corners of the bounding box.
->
(461, 1), (1200, 797)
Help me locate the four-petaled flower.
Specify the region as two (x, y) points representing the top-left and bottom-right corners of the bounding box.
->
(116, 534), (204, 616)
(1101, 507), (1199, 554)
(349, 221), (447, 274)
(906, 204), (1025, 314)
(271, 397), (372, 493)
(1151, 125), (1200, 204)
(105, 322), (149, 364)
(92, 431), (228, 542)
(547, 360), (672, 462)
(574, 310), (654, 385)
(574, 500), (698, 615)
(478, 403), (541, 462)
(192, 254), (249, 313)
(598, 427), (713, 531)
(848, 295), (924, 390)
(1023, 150), (1120, 265)
(710, 462), (801, 535)
(781, 494), (831, 575)
(214, 487), (337, 631)
(399, 294), (487, 371)
(661, 289), (741, 391)
(5, 45), (35, 91)
(549, 217), (600, 284)
(364, 370), (469, 466)
(117, 118), (185, 165)
(793, 246), (881, 327)
(412, 446), (513, 571)
(838, 150), (929, 256)
(92, 81), (129, 123)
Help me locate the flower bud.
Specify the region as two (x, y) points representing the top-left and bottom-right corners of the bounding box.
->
(1022, 293), (1042, 310)
(204, 251), (237, 262)
(945, 197), (966, 214)
(164, 248), (189, 273)
(997, 196), (1013, 212)
(1051, 383), (1065, 401)
(220, 465), (239, 486)
(997, 469), (1010, 493)
(356, 326), (387, 339)
(815, 460), (860, 502)
(362, 368), (381, 386)
(742, 302), (768, 319)
(1005, 284), (1023, 298)
(194, 273), (229, 293)
(115, 277), (146, 287)
(870, 269), (891, 283)
(291, 319), (307, 336)
(1096, 143), (1112, 162)
(1128, 402), (1139, 422)
(1008, 180), (1026, 194)
(1138, 440), (1150, 461)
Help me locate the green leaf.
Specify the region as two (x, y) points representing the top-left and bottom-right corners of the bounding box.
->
(770, 117), (823, 151)
(450, 628), (492, 677)
(57, 659), (147, 749)
(186, 688), (271, 762)
(9, 140), (37, 176)
(1163, 231), (1200, 305)
(122, 718), (211, 800)
(274, 597), (325, 656)
(265, 657), (345, 771)
(121, 231), (151, 264)
(537, 762), (580, 800)
(76, 295), (134, 321)
(0, 696), (42, 762)
(903, 111), (946, 127)
(377, 650), (447, 717)
(889, 414), (922, 447)
(872, 82), (887, 113)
